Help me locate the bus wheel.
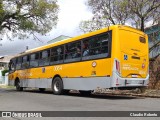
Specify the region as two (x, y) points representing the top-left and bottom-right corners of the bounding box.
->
(79, 90), (92, 96)
(15, 80), (23, 91)
(139, 87), (147, 93)
(135, 87), (146, 94)
(52, 77), (64, 95)
(39, 88), (45, 92)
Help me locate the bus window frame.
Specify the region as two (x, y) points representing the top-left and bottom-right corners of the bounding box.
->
(50, 45), (65, 65)
(64, 40), (82, 63)
(82, 31), (111, 61)
(11, 30), (112, 70)
(38, 49), (51, 67)
(21, 55), (30, 69)
(29, 52), (40, 68)
(9, 58), (16, 73)
(16, 57), (22, 70)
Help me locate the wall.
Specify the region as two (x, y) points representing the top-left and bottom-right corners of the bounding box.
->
(145, 24), (160, 58)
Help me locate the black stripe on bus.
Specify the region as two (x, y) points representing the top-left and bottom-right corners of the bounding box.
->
(131, 56), (140, 60)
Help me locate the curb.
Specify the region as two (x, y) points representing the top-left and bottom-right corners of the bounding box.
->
(128, 94), (160, 98)
(94, 92), (160, 98)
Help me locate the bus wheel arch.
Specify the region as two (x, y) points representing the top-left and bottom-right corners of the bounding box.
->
(52, 75), (64, 95)
(14, 77), (20, 86)
(15, 78), (23, 91)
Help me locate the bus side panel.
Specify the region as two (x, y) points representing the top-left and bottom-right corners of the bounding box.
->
(61, 59), (111, 90)
(19, 67), (53, 88)
(8, 72), (16, 86)
(10, 58), (112, 90)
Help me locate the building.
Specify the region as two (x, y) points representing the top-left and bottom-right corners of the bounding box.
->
(0, 55), (15, 70)
(47, 35), (71, 44)
(144, 24), (160, 58)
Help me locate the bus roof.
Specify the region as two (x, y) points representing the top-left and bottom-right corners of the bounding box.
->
(11, 25), (145, 59)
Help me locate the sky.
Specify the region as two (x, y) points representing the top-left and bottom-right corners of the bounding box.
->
(0, 0), (93, 56)
(0, 0), (154, 57)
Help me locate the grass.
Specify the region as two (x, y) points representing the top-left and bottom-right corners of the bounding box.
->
(0, 85), (15, 88)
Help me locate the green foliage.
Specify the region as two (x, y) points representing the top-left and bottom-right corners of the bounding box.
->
(0, 0), (59, 38)
(1, 69), (9, 76)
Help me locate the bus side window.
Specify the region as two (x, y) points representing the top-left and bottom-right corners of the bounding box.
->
(22, 55), (30, 69)
(39, 50), (50, 66)
(99, 34), (109, 54)
(89, 37), (101, 55)
(16, 57), (22, 70)
(90, 34), (109, 56)
(64, 45), (72, 59)
(82, 40), (89, 57)
(50, 46), (64, 65)
(30, 53), (39, 67)
(82, 32), (110, 60)
(64, 41), (81, 62)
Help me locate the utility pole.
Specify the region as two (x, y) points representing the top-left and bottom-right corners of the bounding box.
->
(26, 46), (29, 50)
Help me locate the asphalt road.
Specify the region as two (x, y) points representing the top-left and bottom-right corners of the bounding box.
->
(0, 88), (160, 120)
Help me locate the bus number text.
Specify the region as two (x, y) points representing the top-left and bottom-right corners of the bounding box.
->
(54, 66), (62, 71)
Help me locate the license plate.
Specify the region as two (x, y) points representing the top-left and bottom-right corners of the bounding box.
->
(130, 80), (140, 84)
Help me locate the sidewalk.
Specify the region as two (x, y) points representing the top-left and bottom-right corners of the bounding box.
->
(133, 89), (160, 98)
(94, 89), (160, 98)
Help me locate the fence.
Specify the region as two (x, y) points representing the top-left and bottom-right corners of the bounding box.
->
(0, 73), (8, 85)
(0, 76), (5, 84)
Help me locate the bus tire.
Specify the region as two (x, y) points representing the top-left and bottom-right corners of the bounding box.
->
(15, 79), (23, 91)
(52, 77), (64, 95)
(39, 88), (45, 92)
(139, 87), (147, 93)
(135, 87), (146, 94)
(79, 90), (92, 96)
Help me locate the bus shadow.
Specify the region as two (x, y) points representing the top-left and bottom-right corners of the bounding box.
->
(66, 93), (142, 100)
(3, 88), (143, 100)
(18, 89), (142, 100)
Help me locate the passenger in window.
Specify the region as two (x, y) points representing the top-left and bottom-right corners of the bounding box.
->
(73, 46), (81, 58)
(57, 47), (62, 55)
(65, 47), (71, 59)
(95, 49), (100, 55)
(57, 48), (63, 60)
(82, 42), (89, 56)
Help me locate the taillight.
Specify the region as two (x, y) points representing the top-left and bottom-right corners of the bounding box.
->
(142, 63), (145, 69)
(116, 60), (120, 74)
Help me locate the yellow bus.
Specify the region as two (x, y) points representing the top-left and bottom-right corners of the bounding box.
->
(8, 25), (149, 95)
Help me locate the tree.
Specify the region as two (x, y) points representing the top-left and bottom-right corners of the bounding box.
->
(0, 0), (59, 39)
(128, 0), (160, 31)
(148, 24), (160, 58)
(79, 18), (109, 33)
(80, 0), (160, 32)
(79, 0), (130, 33)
